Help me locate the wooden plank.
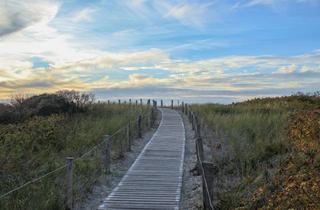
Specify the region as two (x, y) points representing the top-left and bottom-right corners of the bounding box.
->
(99, 108), (185, 210)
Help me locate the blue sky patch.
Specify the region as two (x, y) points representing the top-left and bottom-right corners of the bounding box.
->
(31, 57), (50, 69)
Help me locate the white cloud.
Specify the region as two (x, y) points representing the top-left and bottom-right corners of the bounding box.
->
(71, 8), (96, 22)
(126, 0), (216, 28)
(164, 3), (208, 27)
(246, 0), (280, 6)
(1, 50), (320, 101)
(0, 23), (101, 72)
(154, 1), (212, 28)
(0, 0), (104, 74)
(52, 48), (170, 71)
(245, 0), (319, 7)
(0, 0), (59, 36)
(277, 64), (297, 73)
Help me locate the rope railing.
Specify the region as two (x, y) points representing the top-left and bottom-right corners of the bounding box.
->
(196, 138), (215, 210)
(0, 164), (67, 200)
(178, 102), (215, 210)
(0, 102), (157, 210)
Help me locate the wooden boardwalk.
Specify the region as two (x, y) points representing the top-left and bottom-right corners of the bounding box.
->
(99, 108), (185, 210)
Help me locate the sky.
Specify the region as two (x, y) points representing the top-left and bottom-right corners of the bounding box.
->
(0, 0), (320, 103)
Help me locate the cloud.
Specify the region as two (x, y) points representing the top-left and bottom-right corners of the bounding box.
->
(71, 7), (96, 22)
(246, 0), (281, 6)
(51, 48), (170, 72)
(91, 70), (320, 104)
(168, 39), (232, 52)
(162, 2), (210, 27)
(0, 0), (59, 37)
(277, 64), (297, 73)
(0, 0), (319, 103)
(245, 0), (319, 7)
(2, 49), (319, 100)
(125, 0), (217, 28)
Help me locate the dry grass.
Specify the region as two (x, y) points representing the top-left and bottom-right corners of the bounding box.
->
(192, 94), (320, 209)
(0, 101), (150, 209)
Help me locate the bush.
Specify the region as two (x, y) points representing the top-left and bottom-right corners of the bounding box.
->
(20, 94), (77, 116)
(0, 91), (94, 124)
(0, 105), (17, 124)
(56, 90), (94, 110)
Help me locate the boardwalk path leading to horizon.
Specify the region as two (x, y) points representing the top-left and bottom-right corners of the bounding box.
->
(99, 108), (185, 210)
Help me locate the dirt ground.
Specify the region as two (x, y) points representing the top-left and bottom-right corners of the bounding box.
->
(180, 111), (203, 210)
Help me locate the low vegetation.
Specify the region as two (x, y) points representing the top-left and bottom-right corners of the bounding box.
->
(0, 91), (150, 209)
(192, 93), (320, 209)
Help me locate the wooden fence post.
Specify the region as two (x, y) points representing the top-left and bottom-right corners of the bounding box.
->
(161, 100), (163, 107)
(150, 106), (154, 127)
(191, 113), (195, 130)
(66, 157), (74, 210)
(107, 100), (110, 105)
(103, 135), (111, 173)
(196, 115), (201, 138)
(127, 122), (131, 151)
(171, 100), (173, 109)
(138, 115), (142, 138)
(119, 130), (124, 158)
(182, 102), (184, 113)
(196, 137), (204, 162)
(202, 162), (216, 210)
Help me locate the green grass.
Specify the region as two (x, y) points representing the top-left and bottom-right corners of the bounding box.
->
(192, 102), (289, 175)
(0, 102), (151, 210)
(191, 94), (320, 209)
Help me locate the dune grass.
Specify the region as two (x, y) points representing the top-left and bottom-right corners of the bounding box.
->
(192, 101), (289, 174)
(0, 102), (151, 209)
(191, 94), (320, 209)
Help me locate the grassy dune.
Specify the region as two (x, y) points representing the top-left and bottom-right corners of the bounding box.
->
(192, 94), (320, 209)
(0, 99), (151, 209)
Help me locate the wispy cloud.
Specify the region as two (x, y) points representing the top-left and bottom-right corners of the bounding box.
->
(124, 0), (219, 28)
(159, 2), (211, 28)
(245, 0), (319, 7)
(0, 0), (59, 37)
(71, 7), (96, 22)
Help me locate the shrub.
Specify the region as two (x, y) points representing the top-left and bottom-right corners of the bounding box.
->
(0, 91), (94, 124)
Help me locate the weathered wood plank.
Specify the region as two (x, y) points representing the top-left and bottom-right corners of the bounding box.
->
(99, 108), (185, 210)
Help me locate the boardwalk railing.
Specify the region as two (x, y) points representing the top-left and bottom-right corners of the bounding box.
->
(0, 100), (157, 210)
(177, 102), (216, 210)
